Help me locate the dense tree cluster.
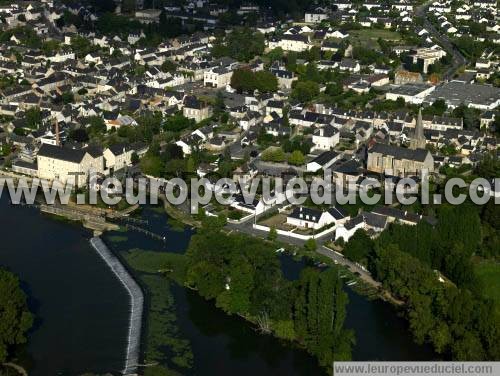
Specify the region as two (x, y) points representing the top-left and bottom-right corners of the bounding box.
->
(211, 28), (265, 62)
(344, 205), (500, 360)
(186, 223), (353, 368)
(230, 69), (278, 93)
(0, 268), (33, 363)
(291, 81), (320, 103)
(261, 147), (286, 163)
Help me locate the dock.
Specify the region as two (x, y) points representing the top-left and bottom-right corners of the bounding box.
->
(90, 237), (144, 376)
(125, 224), (166, 242)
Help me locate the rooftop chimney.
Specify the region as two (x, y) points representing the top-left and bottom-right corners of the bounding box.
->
(55, 119), (60, 147)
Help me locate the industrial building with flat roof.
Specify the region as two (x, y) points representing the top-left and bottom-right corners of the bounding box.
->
(425, 81), (500, 110)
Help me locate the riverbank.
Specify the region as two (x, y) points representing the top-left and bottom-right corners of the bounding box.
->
(105, 212), (436, 375)
(0, 196), (130, 376)
(1, 197), (437, 376)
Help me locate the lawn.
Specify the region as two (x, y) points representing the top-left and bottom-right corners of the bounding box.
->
(348, 29), (401, 47)
(259, 213), (288, 228)
(475, 260), (500, 311)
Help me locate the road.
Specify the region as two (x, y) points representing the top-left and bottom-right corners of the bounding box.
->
(415, 1), (467, 80)
(226, 214), (383, 290)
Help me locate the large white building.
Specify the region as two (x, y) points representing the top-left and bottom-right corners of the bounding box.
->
(36, 143), (147, 187)
(204, 67), (233, 88)
(269, 35), (311, 52)
(305, 9), (328, 23)
(287, 206), (348, 230)
(312, 125), (340, 151)
(37, 144), (104, 187)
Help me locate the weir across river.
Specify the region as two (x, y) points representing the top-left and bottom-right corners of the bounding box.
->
(90, 236), (143, 375)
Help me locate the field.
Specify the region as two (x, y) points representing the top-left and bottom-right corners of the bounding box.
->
(475, 260), (500, 312)
(348, 29), (401, 47)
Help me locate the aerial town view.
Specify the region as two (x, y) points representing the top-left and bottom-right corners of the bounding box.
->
(0, 0), (499, 375)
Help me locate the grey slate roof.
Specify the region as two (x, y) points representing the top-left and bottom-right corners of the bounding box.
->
(369, 143), (429, 162)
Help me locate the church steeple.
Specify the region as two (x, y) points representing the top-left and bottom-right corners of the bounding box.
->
(410, 107), (426, 150)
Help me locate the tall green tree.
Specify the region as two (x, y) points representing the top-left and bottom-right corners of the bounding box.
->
(0, 268), (33, 363)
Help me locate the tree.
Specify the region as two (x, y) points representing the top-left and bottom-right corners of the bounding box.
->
(423, 99), (447, 116)
(261, 147), (285, 163)
(343, 230), (373, 263)
(475, 153), (500, 179)
(61, 91), (74, 104)
(211, 28), (265, 62)
(291, 81), (319, 103)
(325, 82), (343, 97)
(131, 152), (139, 165)
(267, 47), (284, 63)
(452, 105), (479, 130)
(121, 0), (137, 13)
(293, 267), (353, 366)
(304, 238), (316, 252)
(69, 128), (89, 143)
(71, 35), (94, 58)
(86, 116), (106, 136)
(161, 60), (177, 73)
(0, 268), (33, 363)
(230, 69), (277, 93)
(25, 107), (42, 129)
(288, 150), (305, 166)
(213, 91), (225, 117)
(268, 226), (278, 241)
(163, 113), (194, 132)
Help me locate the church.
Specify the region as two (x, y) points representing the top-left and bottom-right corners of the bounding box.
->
(367, 108), (434, 177)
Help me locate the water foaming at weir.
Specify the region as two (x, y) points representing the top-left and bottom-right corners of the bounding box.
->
(90, 236), (143, 375)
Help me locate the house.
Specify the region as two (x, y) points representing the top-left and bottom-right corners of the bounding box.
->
(394, 70), (423, 85)
(371, 206), (435, 226)
(176, 133), (203, 155)
(103, 144), (136, 173)
(335, 215), (364, 242)
(273, 69), (297, 89)
(339, 59), (360, 73)
(183, 96), (213, 123)
(287, 206), (335, 230)
(272, 35), (311, 52)
(312, 125), (340, 151)
(307, 150), (341, 172)
(204, 66), (233, 88)
(305, 8), (329, 23)
(230, 194), (267, 215)
(335, 209), (393, 241)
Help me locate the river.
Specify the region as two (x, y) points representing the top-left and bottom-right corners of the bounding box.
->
(0, 195), (129, 375)
(0, 199), (435, 375)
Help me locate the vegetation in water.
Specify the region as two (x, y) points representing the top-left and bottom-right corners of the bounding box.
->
(119, 248), (192, 373)
(140, 274), (193, 371)
(107, 235), (128, 243)
(184, 217), (354, 370)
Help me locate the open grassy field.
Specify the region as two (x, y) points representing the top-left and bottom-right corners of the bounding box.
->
(475, 260), (500, 311)
(348, 29), (401, 47)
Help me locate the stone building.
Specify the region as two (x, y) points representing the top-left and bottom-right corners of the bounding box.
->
(37, 144), (104, 187)
(366, 143), (434, 176)
(409, 107), (426, 150)
(367, 109), (433, 176)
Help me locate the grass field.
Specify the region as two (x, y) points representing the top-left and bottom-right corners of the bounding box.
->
(475, 260), (500, 311)
(348, 29), (401, 47)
